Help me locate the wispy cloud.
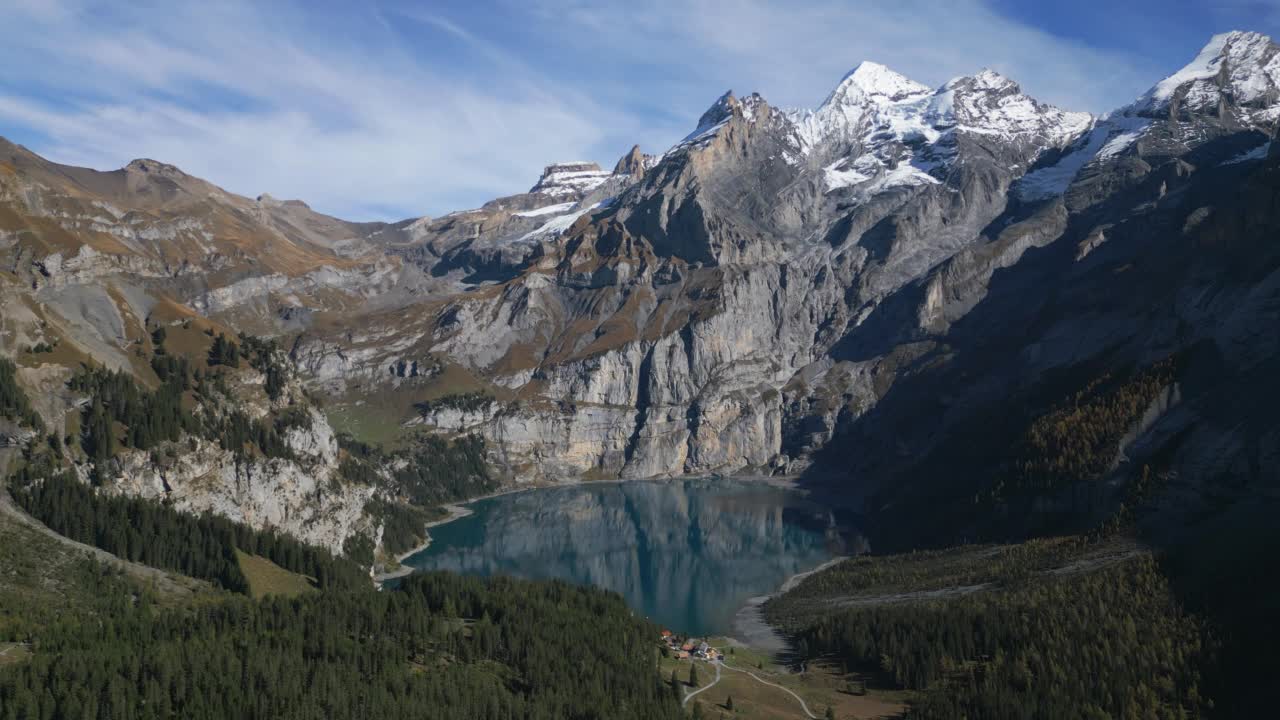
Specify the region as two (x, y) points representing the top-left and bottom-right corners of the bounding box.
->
(515, 0), (1166, 116)
(0, 0), (627, 220)
(0, 0), (1206, 221)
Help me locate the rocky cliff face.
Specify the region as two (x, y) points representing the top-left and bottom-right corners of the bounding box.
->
(292, 56), (1099, 482)
(101, 412), (375, 556)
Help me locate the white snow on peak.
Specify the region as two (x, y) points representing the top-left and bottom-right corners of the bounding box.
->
(930, 71), (1091, 143)
(824, 156), (940, 194)
(824, 62), (932, 107)
(1156, 33), (1234, 102)
(791, 63), (932, 151)
(517, 200), (612, 242)
(665, 59), (1091, 201)
(966, 69), (1019, 92)
(1016, 31), (1280, 202)
(1095, 118), (1151, 160)
(792, 63), (1091, 157)
(1134, 31), (1280, 114)
(683, 91), (738, 144)
(787, 64), (1092, 196)
(514, 202), (576, 218)
(680, 118), (729, 147)
(1015, 115), (1149, 201)
(529, 162), (612, 198)
(738, 93), (767, 122)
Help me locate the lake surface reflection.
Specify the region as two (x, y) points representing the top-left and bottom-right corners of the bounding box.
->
(403, 479), (842, 635)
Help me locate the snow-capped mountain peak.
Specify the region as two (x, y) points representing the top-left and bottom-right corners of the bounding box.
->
(684, 90), (739, 143)
(663, 58), (1090, 204)
(790, 64), (931, 153)
(1018, 32), (1280, 203)
(822, 61), (931, 108)
(944, 69), (1019, 95)
(528, 162), (612, 198)
(785, 63), (1091, 196)
(1133, 30), (1280, 119)
(932, 70), (1092, 143)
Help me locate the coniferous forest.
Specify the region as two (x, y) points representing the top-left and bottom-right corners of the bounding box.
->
(0, 359), (44, 433)
(0, 566), (680, 720)
(772, 553), (1208, 719)
(10, 471), (368, 593)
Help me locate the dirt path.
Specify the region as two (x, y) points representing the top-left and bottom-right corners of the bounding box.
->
(1046, 539), (1144, 576)
(720, 660), (818, 719)
(779, 556), (848, 594)
(682, 660), (723, 707)
(823, 582), (993, 608)
(811, 538), (1146, 610)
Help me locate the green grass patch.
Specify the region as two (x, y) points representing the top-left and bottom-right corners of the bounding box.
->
(326, 399), (412, 449)
(326, 360), (511, 450)
(234, 549), (317, 599)
(657, 642), (906, 720)
(0, 642), (31, 668)
(0, 486), (215, 641)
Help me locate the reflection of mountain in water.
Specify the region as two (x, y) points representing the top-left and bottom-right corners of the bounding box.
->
(406, 480), (840, 634)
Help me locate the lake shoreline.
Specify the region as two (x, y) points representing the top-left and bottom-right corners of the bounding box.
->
(372, 503), (475, 584)
(373, 473), (815, 589)
(727, 555), (848, 655)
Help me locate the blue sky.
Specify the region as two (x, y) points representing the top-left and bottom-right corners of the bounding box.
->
(0, 0), (1274, 221)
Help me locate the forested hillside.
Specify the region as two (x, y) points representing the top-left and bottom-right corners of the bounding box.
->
(11, 471), (367, 593)
(767, 543), (1208, 719)
(1, 343), (679, 720)
(0, 560), (679, 720)
(9, 315), (495, 570)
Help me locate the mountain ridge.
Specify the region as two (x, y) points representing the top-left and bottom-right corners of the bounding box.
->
(0, 29), (1277, 554)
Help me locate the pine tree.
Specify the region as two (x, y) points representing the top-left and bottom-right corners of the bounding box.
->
(83, 395), (114, 462)
(689, 662), (699, 687)
(209, 333), (240, 367)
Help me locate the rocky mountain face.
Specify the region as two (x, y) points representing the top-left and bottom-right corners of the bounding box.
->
(828, 31), (1280, 544)
(2, 31), (1278, 556)
(291, 55), (1101, 484)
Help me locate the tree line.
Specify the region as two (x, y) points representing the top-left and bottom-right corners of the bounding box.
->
(784, 555), (1208, 719)
(336, 431), (496, 557)
(10, 471), (367, 593)
(0, 358), (44, 433)
(71, 359), (307, 468)
(0, 564), (681, 720)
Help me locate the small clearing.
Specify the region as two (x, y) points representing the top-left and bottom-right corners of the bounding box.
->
(235, 550), (316, 599)
(0, 642), (32, 668)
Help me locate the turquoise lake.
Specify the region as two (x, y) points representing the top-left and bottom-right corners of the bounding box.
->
(403, 479), (842, 636)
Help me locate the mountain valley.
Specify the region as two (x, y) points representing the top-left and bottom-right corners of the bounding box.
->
(2, 28), (1280, 719)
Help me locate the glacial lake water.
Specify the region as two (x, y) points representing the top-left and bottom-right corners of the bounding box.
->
(402, 478), (843, 636)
